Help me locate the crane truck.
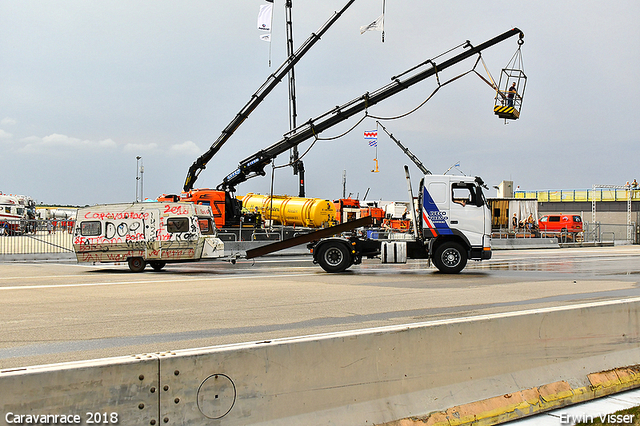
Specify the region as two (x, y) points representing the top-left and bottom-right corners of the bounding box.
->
(245, 167), (492, 273)
(75, 28), (525, 273)
(176, 28), (524, 233)
(217, 28), (524, 273)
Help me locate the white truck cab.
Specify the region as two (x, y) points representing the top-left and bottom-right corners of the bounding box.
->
(420, 175), (492, 271)
(73, 202), (224, 272)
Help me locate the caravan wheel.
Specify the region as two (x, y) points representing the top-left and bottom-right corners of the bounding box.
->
(128, 257), (146, 273)
(149, 261), (166, 272)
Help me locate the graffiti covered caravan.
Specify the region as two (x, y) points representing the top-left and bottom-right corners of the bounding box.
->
(73, 202), (224, 272)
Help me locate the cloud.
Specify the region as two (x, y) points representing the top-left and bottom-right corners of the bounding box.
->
(168, 140), (202, 156)
(18, 134), (117, 153)
(123, 142), (159, 153)
(0, 129), (13, 140)
(1, 117), (16, 126)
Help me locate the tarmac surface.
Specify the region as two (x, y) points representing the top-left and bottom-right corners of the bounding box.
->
(2, 245), (640, 370)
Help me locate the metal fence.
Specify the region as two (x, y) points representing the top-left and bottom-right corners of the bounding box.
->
(1, 218), (636, 261)
(0, 219), (75, 258)
(492, 221), (637, 245)
(582, 222), (637, 245)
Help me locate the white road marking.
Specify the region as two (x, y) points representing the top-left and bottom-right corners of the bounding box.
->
(0, 273), (318, 291)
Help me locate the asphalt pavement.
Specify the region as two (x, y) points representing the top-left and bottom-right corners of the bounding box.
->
(2, 246), (640, 369)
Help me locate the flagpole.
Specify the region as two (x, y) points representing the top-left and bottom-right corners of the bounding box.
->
(285, 0), (305, 197)
(375, 120), (379, 168)
(381, 0), (385, 42)
(268, 1), (274, 66)
(443, 161), (461, 175)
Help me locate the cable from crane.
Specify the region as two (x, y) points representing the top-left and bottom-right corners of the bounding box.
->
(269, 114), (368, 172)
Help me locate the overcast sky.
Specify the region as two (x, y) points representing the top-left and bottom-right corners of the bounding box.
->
(1, 1), (639, 206)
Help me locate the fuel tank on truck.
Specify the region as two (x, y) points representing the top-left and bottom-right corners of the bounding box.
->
(240, 193), (336, 228)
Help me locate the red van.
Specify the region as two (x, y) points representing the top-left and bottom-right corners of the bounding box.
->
(538, 214), (583, 233)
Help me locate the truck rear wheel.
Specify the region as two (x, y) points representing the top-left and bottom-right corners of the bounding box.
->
(433, 242), (467, 274)
(317, 242), (352, 273)
(128, 257), (146, 273)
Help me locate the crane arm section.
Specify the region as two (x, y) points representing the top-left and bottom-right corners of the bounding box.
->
(217, 28), (524, 192)
(183, 0), (357, 192)
(377, 121), (431, 175)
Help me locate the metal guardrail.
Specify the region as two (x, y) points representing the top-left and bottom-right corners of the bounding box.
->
(491, 222), (637, 245)
(515, 188), (640, 202)
(2, 218), (635, 260)
(583, 222), (635, 244)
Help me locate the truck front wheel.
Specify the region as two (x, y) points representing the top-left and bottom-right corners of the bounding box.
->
(317, 242), (352, 273)
(128, 257), (146, 273)
(433, 242), (467, 274)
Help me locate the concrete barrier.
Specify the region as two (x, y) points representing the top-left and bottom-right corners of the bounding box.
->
(155, 298), (640, 425)
(491, 238), (560, 250)
(2, 298), (640, 425)
(1, 354), (160, 426)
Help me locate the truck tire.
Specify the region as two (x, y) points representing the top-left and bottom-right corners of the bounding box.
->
(149, 261), (166, 272)
(128, 257), (146, 273)
(317, 242), (352, 273)
(433, 242), (467, 274)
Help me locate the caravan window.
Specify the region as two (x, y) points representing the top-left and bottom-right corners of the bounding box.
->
(198, 217), (214, 235)
(167, 217), (189, 233)
(80, 221), (101, 236)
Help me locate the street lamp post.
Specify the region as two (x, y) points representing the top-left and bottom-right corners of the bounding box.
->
(136, 156), (141, 202)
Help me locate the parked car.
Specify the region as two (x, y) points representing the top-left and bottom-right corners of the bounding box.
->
(538, 214), (583, 233)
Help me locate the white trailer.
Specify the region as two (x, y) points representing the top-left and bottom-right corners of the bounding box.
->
(73, 202), (224, 272)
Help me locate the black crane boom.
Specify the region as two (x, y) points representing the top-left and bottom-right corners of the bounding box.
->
(217, 28), (524, 192)
(183, 0), (357, 192)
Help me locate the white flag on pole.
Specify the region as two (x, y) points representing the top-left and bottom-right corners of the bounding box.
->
(257, 3), (273, 32)
(360, 14), (384, 34)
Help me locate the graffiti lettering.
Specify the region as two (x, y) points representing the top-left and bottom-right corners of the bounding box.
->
(84, 211), (150, 221)
(161, 249), (195, 259)
(75, 236), (123, 246)
(164, 205), (191, 215)
(125, 233), (145, 242)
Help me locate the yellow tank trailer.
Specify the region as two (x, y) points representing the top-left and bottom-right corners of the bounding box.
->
(240, 193), (336, 228)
